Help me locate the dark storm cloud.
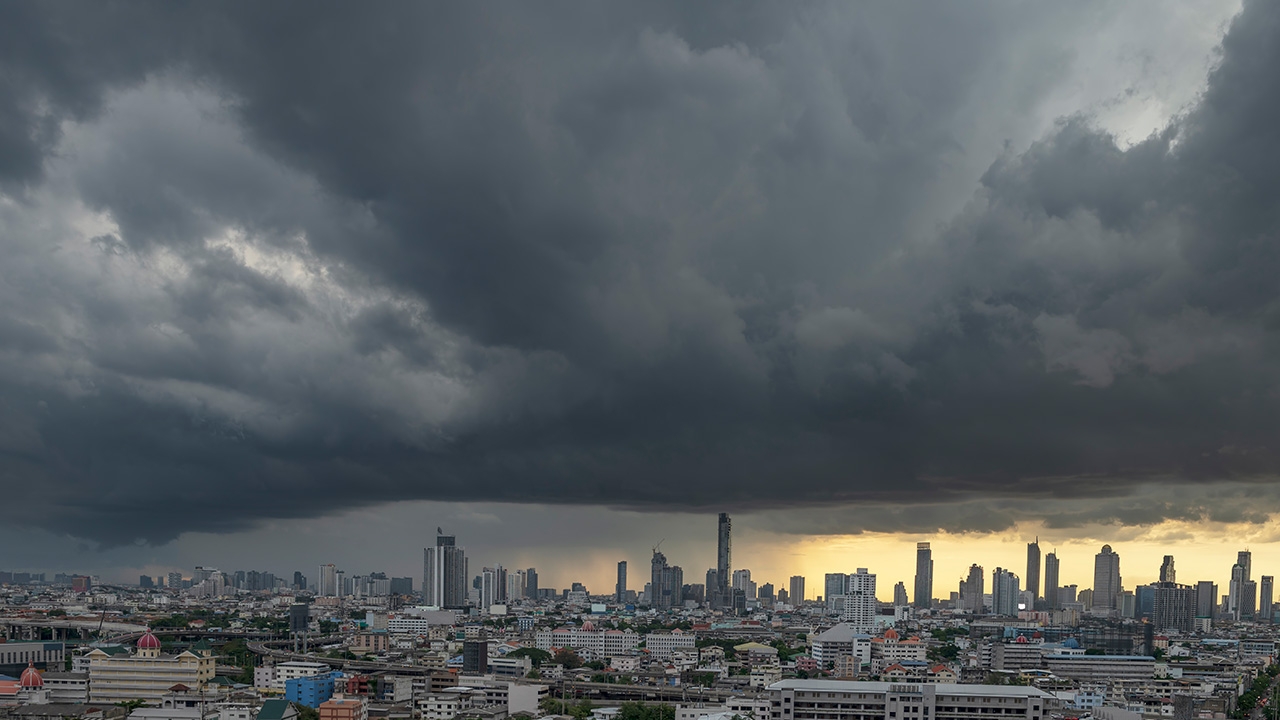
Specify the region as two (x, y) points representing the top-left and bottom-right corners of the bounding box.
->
(0, 0), (1274, 545)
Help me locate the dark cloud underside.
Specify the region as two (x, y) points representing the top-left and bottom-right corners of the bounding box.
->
(0, 0), (1276, 545)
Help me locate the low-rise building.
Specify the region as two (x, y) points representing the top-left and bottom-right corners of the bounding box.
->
(767, 679), (1050, 720)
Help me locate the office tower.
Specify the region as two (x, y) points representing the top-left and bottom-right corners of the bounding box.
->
(1262, 576), (1274, 621)
(717, 513), (732, 607)
(1078, 588), (1093, 609)
(1239, 550), (1253, 581)
(1152, 582), (1196, 632)
(616, 561), (628, 602)
(1135, 585), (1154, 619)
(1242, 580), (1258, 619)
(1195, 581), (1217, 619)
(1026, 538), (1041, 605)
(842, 569), (877, 632)
(336, 570), (348, 597)
(1159, 555), (1176, 584)
(893, 581), (908, 607)
(777, 588), (788, 603)
(913, 542), (933, 609)
(1043, 553), (1060, 610)
(706, 569), (719, 598)
(733, 569), (752, 595)
(825, 573), (848, 601)
(1092, 545), (1122, 611)
(318, 564), (338, 597)
(424, 531), (467, 609)
(525, 568), (538, 598)
(790, 576), (805, 604)
(167, 572), (183, 589)
(760, 583), (775, 603)
(960, 564), (984, 614)
(991, 567), (1021, 616)
(1061, 584), (1078, 605)
(293, 571), (306, 590)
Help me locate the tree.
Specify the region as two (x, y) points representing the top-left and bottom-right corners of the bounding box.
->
(116, 700), (147, 712)
(295, 704), (319, 720)
(507, 648), (553, 667)
(553, 648), (584, 668)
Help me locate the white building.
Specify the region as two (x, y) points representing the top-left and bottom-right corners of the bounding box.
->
(810, 624), (871, 669)
(272, 661), (332, 690)
(840, 570), (877, 632)
(534, 626), (641, 661)
(767, 679), (1049, 720)
(645, 630), (696, 660)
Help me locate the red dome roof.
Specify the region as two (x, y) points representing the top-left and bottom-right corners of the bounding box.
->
(883, 628), (899, 640)
(20, 663), (43, 688)
(138, 630), (162, 649)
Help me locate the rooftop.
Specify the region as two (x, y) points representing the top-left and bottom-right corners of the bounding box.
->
(768, 679), (1052, 698)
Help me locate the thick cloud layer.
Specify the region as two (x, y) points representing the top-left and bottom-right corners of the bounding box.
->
(0, 0), (1273, 545)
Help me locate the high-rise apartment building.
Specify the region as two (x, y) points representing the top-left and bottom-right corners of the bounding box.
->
(789, 575), (805, 604)
(167, 572), (183, 589)
(1092, 545), (1122, 611)
(893, 581), (908, 606)
(1043, 552), (1060, 610)
(717, 513), (732, 607)
(1152, 582), (1196, 632)
(1159, 555), (1176, 584)
(318, 564), (338, 597)
(1026, 539), (1040, 606)
(423, 532), (467, 609)
(616, 561), (627, 602)
(841, 569), (877, 632)
(960, 564), (984, 614)
(913, 542), (933, 609)
(1195, 580), (1217, 619)
(991, 567), (1021, 616)
(481, 566), (507, 608)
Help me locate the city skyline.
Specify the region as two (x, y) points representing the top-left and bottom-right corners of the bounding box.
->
(14, 506), (1280, 606)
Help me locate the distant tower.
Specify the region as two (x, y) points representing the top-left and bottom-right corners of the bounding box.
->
(424, 530), (467, 608)
(1043, 552), (1060, 610)
(1026, 538), (1041, 605)
(913, 542), (933, 609)
(1159, 555), (1176, 584)
(1092, 545), (1122, 611)
(789, 575), (805, 604)
(717, 513), (732, 607)
(616, 561), (627, 603)
(893, 581), (908, 607)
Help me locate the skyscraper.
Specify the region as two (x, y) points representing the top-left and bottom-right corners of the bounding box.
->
(1026, 539), (1041, 606)
(717, 513), (732, 607)
(424, 531), (467, 609)
(616, 561), (627, 602)
(825, 573), (848, 602)
(913, 542), (933, 609)
(789, 575), (805, 604)
(1092, 545), (1122, 612)
(1230, 550), (1252, 620)
(991, 567), (1020, 616)
(1152, 582), (1196, 632)
(525, 568), (538, 598)
(651, 549), (683, 608)
(318, 564), (338, 597)
(1043, 552), (1060, 610)
(1159, 555), (1176, 584)
(893, 581), (908, 607)
(960, 564), (984, 614)
(1261, 576), (1274, 621)
(1195, 580), (1217, 619)
(842, 568), (877, 632)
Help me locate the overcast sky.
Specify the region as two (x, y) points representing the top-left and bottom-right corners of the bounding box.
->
(6, 1), (1280, 594)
